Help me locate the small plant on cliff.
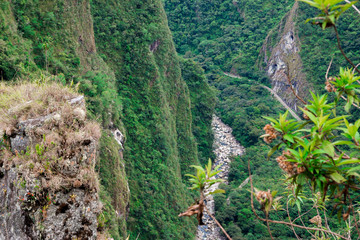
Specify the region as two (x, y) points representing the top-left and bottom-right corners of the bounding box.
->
(179, 159), (233, 239)
(35, 143), (45, 157)
(186, 159), (224, 194)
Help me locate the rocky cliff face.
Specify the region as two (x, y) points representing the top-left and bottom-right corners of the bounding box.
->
(197, 116), (244, 240)
(259, 2), (310, 111)
(0, 83), (103, 239)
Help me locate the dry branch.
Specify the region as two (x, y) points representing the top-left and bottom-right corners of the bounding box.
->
(178, 200), (204, 225)
(248, 160), (349, 240)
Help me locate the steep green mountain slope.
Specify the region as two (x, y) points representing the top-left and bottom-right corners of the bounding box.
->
(164, 0), (293, 77)
(90, 0), (208, 238)
(180, 58), (216, 163)
(0, 0), (215, 239)
(1, 1), (130, 237)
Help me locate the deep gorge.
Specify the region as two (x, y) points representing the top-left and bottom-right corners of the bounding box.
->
(197, 115), (244, 240)
(1, 0), (360, 239)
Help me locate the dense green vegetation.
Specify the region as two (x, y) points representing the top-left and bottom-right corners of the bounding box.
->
(215, 73), (276, 147)
(0, 1), (128, 237)
(180, 58), (216, 163)
(165, 0), (360, 239)
(90, 1), (204, 238)
(165, 0), (293, 77)
(297, 3), (360, 91)
(214, 74), (298, 239)
(0, 0), (216, 239)
(2, 0), (360, 238)
(165, 0), (360, 82)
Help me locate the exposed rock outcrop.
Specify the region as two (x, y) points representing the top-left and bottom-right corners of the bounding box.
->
(197, 115), (245, 240)
(111, 128), (130, 217)
(259, 2), (311, 111)
(0, 83), (102, 240)
(112, 129), (125, 151)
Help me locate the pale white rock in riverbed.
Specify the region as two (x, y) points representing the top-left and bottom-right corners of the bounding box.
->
(197, 115), (245, 240)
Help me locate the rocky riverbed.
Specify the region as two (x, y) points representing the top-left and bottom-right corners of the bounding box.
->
(197, 115), (245, 240)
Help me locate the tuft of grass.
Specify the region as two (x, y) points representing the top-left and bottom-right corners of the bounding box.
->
(0, 82), (77, 130)
(0, 81), (101, 193)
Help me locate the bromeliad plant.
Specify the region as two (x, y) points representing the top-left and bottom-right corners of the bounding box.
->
(186, 159), (225, 195)
(329, 67), (360, 111)
(178, 159), (224, 225)
(179, 159), (233, 240)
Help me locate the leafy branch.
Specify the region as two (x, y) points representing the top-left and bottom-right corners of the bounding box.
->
(179, 159), (232, 239)
(257, 0), (360, 238)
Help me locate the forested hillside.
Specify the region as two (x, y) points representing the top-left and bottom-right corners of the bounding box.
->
(165, 0), (294, 77)
(165, 0), (360, 239)
(0, 0), (215, 239)
(2, 0), (360, 239)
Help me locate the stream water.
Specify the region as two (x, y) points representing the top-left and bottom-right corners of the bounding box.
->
(196, 115), (245, 240)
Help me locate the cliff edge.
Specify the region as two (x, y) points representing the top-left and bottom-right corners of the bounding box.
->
(0, 82), (103, 239)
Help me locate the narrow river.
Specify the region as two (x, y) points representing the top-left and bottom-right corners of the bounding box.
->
(197, 115), (245, 240)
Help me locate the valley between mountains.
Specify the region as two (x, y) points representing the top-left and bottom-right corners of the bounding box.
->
(1, 0), (360, 239)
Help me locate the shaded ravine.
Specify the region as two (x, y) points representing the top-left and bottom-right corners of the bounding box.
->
(197, 115), (245, 240)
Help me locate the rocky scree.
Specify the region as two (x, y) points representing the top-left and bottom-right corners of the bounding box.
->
(197, 115), (245, 240)
(0, 83), (103, 239)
